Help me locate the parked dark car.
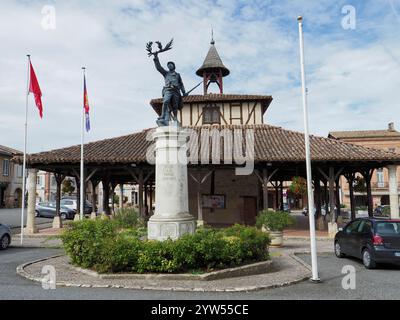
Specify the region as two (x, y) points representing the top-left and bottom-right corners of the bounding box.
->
(334, 218), (400, 269)
(35, 202), (76, 220)
(0, 223), (11, 250)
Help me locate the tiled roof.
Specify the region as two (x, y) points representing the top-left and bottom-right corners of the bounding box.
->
(0, 145), (22, 157)
(196, 43), (230, 77)
(150, 94), (273, 115)
(329, 130), (400, 139)
(15, 124), (400, 165)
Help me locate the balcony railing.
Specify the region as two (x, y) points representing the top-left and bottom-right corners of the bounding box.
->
(370, 182), (400, 189)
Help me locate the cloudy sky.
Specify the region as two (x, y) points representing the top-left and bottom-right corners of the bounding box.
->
(1, 0), (400, 153)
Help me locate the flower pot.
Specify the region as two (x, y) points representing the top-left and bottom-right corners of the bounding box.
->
(269, 231), (283, 247)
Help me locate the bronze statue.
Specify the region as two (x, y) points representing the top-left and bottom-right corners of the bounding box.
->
(147, 39), (187, 127)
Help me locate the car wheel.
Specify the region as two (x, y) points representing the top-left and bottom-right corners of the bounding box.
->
(362, 248), (376, 269)
(0, 235), (10, 250)
(60, 213), (67, 220)
(334, 241), (345, 258)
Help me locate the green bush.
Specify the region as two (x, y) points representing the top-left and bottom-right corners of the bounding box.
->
(113, 208), (144, 229)
(61, 220), (270, 274)
(256, 210), (295, 232)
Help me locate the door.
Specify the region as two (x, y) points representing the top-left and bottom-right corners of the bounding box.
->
(353, 219), (373, 258)
(243, 197), (257, 226)
(342, 220), (362, 255)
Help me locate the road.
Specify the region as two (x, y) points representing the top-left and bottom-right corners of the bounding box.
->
(1, 247), (399, 300)
(0, 208), (52, 233)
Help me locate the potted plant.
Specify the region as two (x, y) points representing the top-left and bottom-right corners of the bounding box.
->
(256, 210), (295, 247)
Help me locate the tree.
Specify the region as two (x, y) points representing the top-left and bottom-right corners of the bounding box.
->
(353, 176), (366, 193)
(289, 176), (307, 197)
(62, 178), (75, 196)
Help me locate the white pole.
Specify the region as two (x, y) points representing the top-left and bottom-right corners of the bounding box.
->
(20, 55), (31, 244)
(80, 67), (85, 220)
(298, 16), (320, 282)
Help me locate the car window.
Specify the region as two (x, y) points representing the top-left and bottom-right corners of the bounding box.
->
(357, 220), (372, 234)
(345, 220), (361, 234)
(376, 222), (400, 236)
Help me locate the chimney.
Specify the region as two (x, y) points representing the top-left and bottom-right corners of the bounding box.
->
(388, 122), (395, 131)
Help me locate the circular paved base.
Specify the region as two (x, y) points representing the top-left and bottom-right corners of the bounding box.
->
(17, 254), (311, 292)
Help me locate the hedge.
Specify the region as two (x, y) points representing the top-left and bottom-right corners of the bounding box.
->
(61, 220), (270, 274)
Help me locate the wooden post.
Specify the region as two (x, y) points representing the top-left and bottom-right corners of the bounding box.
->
(274, 182), (279, 210)
(329, 167), (336, 223)
(55, 174), (65, 217)
(314, 173), (321, 219)
(263, 168), (268, 211)
(75, 176), (80, 216)
(138, 170), (144, 218)
(91, 179), (99, 217)
(280, 181), (284, 211)
(102, 177), (110, 216)
(345, 173), (356, 220)
(53, 173), (65, 229)
(362, 169), (375, 218)
(149, 183), (153, 215)
(335, 177), (341, 222)
(323, 179), (329, 219)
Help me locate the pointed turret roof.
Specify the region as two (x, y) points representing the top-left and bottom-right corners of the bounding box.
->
(196, 39), (230, 77)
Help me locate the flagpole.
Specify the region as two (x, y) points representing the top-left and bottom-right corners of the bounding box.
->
(80, 67), (85, 220)
(298, 16), (320, 282)
(20, 55), (30, 244)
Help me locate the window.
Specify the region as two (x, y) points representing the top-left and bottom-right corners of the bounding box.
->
(2, 159), (9, 176)
(16, 165), (23, 178)
(357, 220), (372, 234)
(202, 105), (221, 125)
(376, 168), (384, 188)
(345, 220), (361, 234)
(37, 176), (43, 187)
(51, 176), (56, 186)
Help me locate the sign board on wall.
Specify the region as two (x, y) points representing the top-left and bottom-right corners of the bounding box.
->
(202, 194), (226, 209)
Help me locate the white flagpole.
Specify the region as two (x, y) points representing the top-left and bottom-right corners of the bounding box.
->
(298, 16), (320, 282)
(80, 67), (85, 220)
(20, 55), (31, 245)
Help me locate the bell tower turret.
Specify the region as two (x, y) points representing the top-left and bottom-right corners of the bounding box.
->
(196, 34), (230, 95)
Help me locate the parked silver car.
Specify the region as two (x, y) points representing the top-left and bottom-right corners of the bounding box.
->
(35, 202), (76, 220)
(0, 223), (11, 250)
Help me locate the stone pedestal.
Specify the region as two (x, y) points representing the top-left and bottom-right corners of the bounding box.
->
(25, 169), (38, 234)
(90, 212), (97, 220)
(328, 222), (338, 238)
(148, 125), (196, 241)
(74, 214), (80, 221)
(52, 216), (62, 229)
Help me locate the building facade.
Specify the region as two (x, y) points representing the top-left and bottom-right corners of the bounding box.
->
(0, 145), (23, 208)
(329, 123), (400, 209)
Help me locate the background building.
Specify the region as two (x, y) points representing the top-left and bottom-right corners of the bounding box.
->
(329, 122), (400, 209)
(0, 145), (23, 208)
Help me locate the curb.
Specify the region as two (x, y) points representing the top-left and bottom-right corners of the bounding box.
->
(284, 236), (332, 241)
(72, 260), (274, 281)
(16, 254), (311, 293)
